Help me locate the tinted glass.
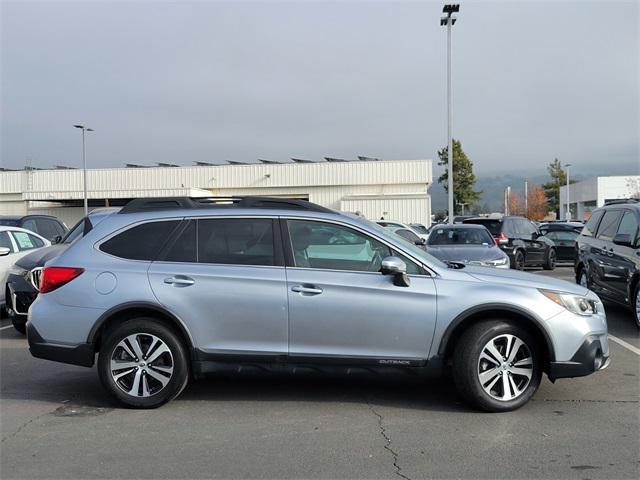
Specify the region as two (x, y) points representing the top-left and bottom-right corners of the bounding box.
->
(35, 218), (61, 240)
(163, 221), (197, 263)
(596, 211), (622, 241)
(582, 210), (604, 237)
(288, 220), (391, 272)
(545, 230), (579, 242)
(0, 219), (19, 227)
(464, 219), (502, 235)
(100, 221), (180, 260)
(396, 228), (421, 243)
(63, 220), (85, 244)
(617, 211), (639, 245)
(428, 227), (495, 246)
(11, 231), (44, 251)
(410, 224), (428, 234)
(198, 218), (275, 266)
(21, 218), (37, 233)
(0, 231), (15, 252)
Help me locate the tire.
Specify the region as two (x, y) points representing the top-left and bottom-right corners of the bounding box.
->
(98, 318), (190, 408)
(10, 313), (26, 335)
(577, 268), (589, 289)
(512, 250), (525, 271)
(452, 320), (543, 412)
(543, 248), (556, 270)
(633, 284), (640, 329)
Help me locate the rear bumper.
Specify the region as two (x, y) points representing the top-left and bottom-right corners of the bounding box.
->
(548, 335), (610, 380)
(27, 322), (95, 368)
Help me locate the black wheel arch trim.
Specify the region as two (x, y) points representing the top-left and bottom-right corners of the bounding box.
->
(87, 301), (195, 350)
(436, 303), (556, 362)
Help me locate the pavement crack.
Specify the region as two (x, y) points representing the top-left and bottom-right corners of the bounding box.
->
(1, 411), (49, 444)
(366, 401), (412, 480)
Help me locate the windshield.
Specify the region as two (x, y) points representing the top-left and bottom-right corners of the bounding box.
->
(410, 224), (428, 234)
(428, 227), (495, 246)
(358, 218), (447, 268)
(62, 219), (85, 244)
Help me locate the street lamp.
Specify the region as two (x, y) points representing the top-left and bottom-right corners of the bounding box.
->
(441, 4), (459, 224)
(565, 163), (572, 221)
(73, 125), (94, 216)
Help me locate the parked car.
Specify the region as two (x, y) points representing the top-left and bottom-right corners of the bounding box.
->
(5, 208), (119, 334)
(574, 199), (640, 327)
(0, 227), (50, 316)
(539, 222), (583, 263)
(463, 216), (557, 271)
(27, 197), (608, 411)
(426, 224), (510, 268)
(392, 227), (427, 249)
(0, 215), (68, 243)
(409, 223), (429, 236)
(376, 220), (429, 240)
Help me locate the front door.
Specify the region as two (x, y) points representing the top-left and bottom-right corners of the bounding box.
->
(148, 218), (288, 356)
(284, 218), (438, 363)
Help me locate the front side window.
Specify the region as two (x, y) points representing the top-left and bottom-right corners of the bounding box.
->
(11, 231), (44, 251)
(100, 220), (180, 260)
(21, 218), (37, 233)
(288, 220), (391, 272)
(582, 210), (604, 237)
(616, 211), (639, 246)
(35, 218), (61, 240)
(395, 228), (421, 243)
(596, 211), (622, 242)
(198, 218), (275, 266)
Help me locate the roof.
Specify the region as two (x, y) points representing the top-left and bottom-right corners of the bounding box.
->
(430, 223), (489, 229)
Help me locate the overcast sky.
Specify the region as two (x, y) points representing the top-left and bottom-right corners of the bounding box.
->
(1, 0), (638, 175)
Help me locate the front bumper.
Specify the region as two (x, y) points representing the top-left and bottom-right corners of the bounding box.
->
(548, 334), (610, 380)
(27, 322), (95, 368)
(6, 273), (37, 318)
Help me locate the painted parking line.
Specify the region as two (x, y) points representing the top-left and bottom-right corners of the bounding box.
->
(0, 324), (14, 331)
(609, 334), (640, 356)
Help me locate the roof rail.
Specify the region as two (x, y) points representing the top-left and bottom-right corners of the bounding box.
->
(119, 196), (335, 214)
(604, 198), (639, 206)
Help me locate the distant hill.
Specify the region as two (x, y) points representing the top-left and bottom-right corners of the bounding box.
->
(429, 160), (639, 214)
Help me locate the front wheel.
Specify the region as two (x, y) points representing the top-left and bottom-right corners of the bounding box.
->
(512, 250), (525, 270)
(452, 321), (543, 412)
(98, 318), (190, 408)
(543, 249), (556, 270)
(633, 285), (640, 329)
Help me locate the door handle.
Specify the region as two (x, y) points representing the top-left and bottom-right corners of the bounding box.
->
(164, 276), (195, 287)
(291, 284), (323, 295)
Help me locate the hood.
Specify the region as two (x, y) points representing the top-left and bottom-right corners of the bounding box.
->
(426, 245), (506, 263)
(461, 265), (588, 296)
(14, 245), (69, 270)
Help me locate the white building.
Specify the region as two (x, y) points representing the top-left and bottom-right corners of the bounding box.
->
(560, 175), (640, 221)
(0, 158), (432, 227)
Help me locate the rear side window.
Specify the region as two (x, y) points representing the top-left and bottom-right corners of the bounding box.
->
(595, 211), (622, 242)
(582, 210), (604, 237)
(35, 218), (62, 240)
(198, 218), (275, 266)
(11, 231), (44, 251)
(100, 220), (180, 260)
(464, 219), (502, 235)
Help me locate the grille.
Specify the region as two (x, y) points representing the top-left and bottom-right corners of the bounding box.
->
(29, 267), (43, 291)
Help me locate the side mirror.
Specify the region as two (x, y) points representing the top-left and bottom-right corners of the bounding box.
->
(612, 233), (633, 248)
(0, 247), (11, 256)
(52, 235), (62, 244)
(415, 238), (427, 246)
(380, 256), (411, 287)
(532, 231), (541, 240)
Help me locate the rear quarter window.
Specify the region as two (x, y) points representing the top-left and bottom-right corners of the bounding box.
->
(581, 210), (604, 237)
(99, 220), (181, 260)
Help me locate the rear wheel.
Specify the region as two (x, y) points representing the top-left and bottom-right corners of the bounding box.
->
(577, 268), (589, 289)
(512, 250), (525, 270)
(98, 318), (189, 408)
(10, 313), (26, 335)
(452, 320), (543, 412)
(543, 248), (556, 270)
(633, 284), (640, 329)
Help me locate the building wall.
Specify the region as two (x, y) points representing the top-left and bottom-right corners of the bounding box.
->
(559, 175), (640, 220)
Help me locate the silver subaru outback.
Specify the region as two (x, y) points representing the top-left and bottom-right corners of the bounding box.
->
(26, 197), (609, 411)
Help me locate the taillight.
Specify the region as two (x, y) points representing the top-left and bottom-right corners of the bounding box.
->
(495, 233), (509, 245)
(39, 267), (84, 294)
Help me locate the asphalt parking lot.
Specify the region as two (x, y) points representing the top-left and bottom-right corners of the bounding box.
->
(1, 266), (638, 480)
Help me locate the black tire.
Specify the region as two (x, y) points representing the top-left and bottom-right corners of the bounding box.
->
(98, 318), (189, 409)
(512, 250), (525, 271)
(577, 267), (589, 290)
(632, 283), (640, 329)
(543, 248), (556, 270)
(10, 313), (26, 335)
(452, 320), (543, 412)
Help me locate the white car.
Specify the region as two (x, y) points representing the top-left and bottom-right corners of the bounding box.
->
(376, 220), (429, 240)
(0, 226), (51, 309)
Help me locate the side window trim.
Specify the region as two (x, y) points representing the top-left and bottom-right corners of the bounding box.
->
(96, 218), (183, 261)
(281, 216), (431, 276)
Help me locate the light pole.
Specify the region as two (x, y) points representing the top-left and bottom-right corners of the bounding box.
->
(73, 125), (94, 216)
(565, 163), (572, 221)
(441, 4), (459, 224)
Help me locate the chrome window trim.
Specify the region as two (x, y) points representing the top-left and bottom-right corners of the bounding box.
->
(281, 216), (437, 277)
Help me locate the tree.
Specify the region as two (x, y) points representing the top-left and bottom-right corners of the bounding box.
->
(543, 158), (574, 216)
(437, 139), (482, 215)
(507, 184), (549, 221)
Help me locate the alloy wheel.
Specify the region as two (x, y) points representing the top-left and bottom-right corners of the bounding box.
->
(110, 333), (174, 397)
(477, 334), (533, 401)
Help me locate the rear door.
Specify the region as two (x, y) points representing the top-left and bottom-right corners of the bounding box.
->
(591, 210), (623, 299)
(284, 218), (437, 362)
(521, 220), (545, 263)
(544, 229), (579, 262)
(148, 217), (289, 356)
(605, 210), (639, 302)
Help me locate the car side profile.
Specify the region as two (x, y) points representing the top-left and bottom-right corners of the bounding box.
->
(574, 200), (640, 327)
(27, 197), (609, 411)
(463, 216), (557, 271)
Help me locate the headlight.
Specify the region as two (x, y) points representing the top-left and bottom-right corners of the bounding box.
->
(540, 289), (598, 316)
(486, 256), (509, 267)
